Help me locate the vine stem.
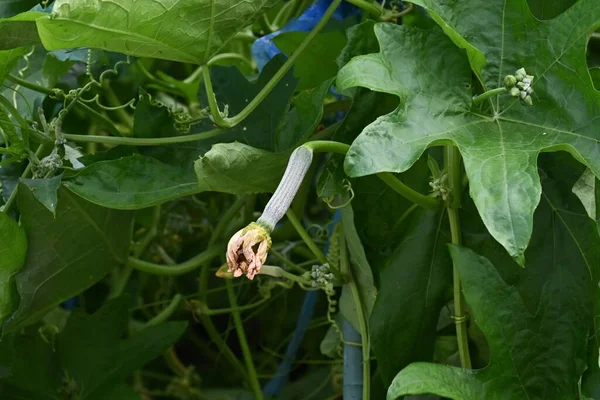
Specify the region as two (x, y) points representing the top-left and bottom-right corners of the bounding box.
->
(126, 245), (222, 276)
(472, 87), (507, 105)
(340, 227), (370, 400)
(144, 294), (183, 328)
(203, 0), (343, 128)
(226, 280), (264, 400)
(285, 208), (328, 265)
(445, 145), (472, 369)
(302, 140), (439, 209)
(259, 265), (312, 285)
(7, 73), (123, 137)
(61, 129), (222, 146)
(207, 53), (255, 70)
(345, 0), (382, 17)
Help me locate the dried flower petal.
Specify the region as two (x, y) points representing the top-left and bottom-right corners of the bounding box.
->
(226, 222), (272, 280)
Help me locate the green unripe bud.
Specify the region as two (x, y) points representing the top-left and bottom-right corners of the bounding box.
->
(515, 68), (527, 81)
(504, 75), (517, 88)
(510, 87), (520, 97)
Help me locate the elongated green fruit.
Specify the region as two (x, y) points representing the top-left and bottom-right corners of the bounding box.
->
(257, 146), (313, 231)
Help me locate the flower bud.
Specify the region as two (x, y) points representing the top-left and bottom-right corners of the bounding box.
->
(523, 95), (533, 106)
(226, 222), (272, 280)
(504, 75), (517, 88)
(510, 87), (520, 97)
(515, 68), (527, 81)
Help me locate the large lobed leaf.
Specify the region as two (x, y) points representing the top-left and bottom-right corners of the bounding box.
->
(1, 186), (134, 332)
(36, 0), (281, 64)
(337, 0), (600, 263)
(387, 154), (599, 399)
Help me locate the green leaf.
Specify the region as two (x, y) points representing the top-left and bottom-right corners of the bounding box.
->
(370, 208), (452, 385)
(0, 297), (186, 398)
(0, 0), (39, 18)
(57, 298), (187, 397)
(573, 168), (596, 220)
(526, 0), (578, 19)
(2, 186), (134, 333)
(0, 101), (26, 162)
(277, 78), (332, 150)
(388, 155), (599, 399)
(0, 47), (27, 82)
(86, 383), (141, 400)
(0, 212), (27, 325)
(337, 4), (600, 262)
(0, 329), (59, 398)
(336, 20), (377, 69)
(0, 11), (43, 50)
(36, 0), (280, 64)
(274, 31), (346, 90)
(66, 144), (292, 209)
(132, 91), (178, 139)
(340, 205), (376, 318)
(19, 176), (61, 215)
(389, 245), (590, 399)
(65, 155), (200, 209)
(195, 143), (291, 195)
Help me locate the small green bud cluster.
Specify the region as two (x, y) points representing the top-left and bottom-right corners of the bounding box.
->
(429, 173), (449, 202)
(33, 152), (63, 178)
(32, 138), (67, 179)
(310, 263), (335, 292)
(504, 68), (534, 105)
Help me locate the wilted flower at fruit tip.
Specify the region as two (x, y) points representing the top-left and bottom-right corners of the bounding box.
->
(226, 222), (272, 280)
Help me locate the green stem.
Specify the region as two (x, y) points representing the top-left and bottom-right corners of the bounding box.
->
(127, 245), (222, 276)
(7, 73), (123, 137)
(472, 87), (507, 105)
(144, 294), (183, 328)
(208, 53), (255, 70)
(61, 128), (222, 146)
(377, 172), (440, 209)
(445, 146), (472, 369)
(273, 0), (298, 27)
(226, 280), (264, 400)
(285, 208), (328, 265)
(345, 0), (382, 17)
(303, 140), (349, 155)
(203, 0), (343, 128)
(198, 295), (271, 316)
(340, 228), (370, 400)
(259, 265), (312, 285)
(301, 140), (439, 209)
(269, 249), (307, 273)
